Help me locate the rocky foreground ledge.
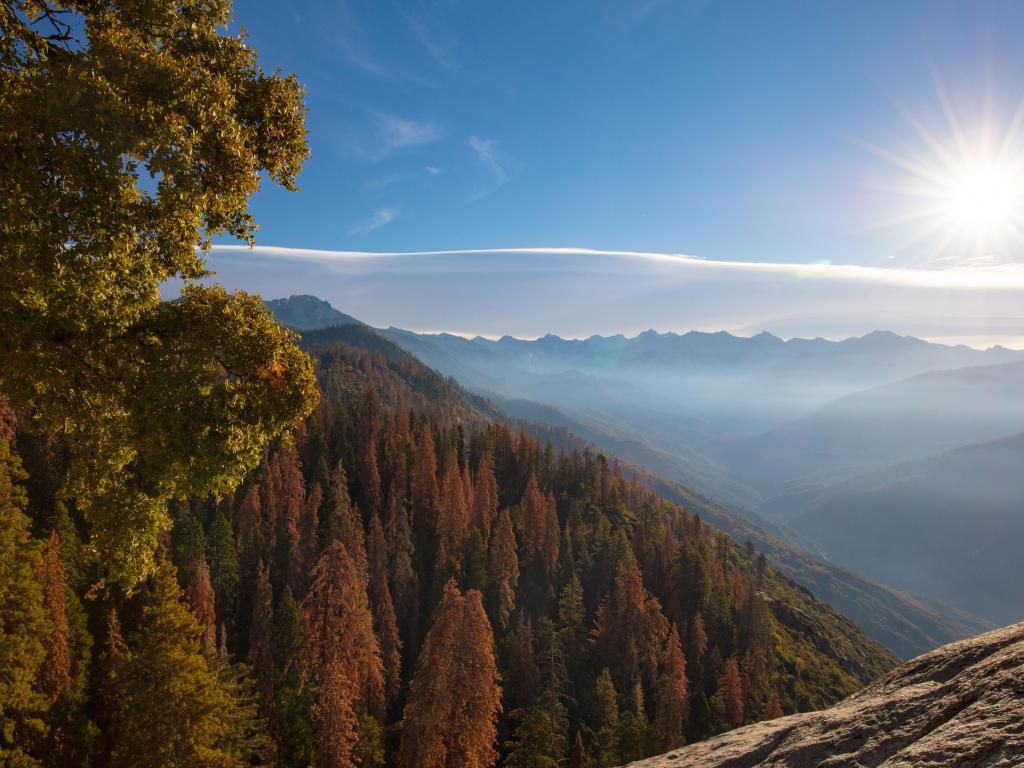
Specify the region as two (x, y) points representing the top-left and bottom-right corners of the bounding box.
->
(625, 621), (1024, 767)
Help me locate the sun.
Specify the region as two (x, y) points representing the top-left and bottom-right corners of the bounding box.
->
(941, 162), (1023, 237)
(862, 87), (1024, 259)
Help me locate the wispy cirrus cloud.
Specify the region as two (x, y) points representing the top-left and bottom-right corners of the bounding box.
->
(348, 207), (398, 235)
(332, 1), (393, 79)
(405, 12), (461, 72)
(468, 136), (518, 199)
(377, 113), (443, 155)
(342, 112), (444, 161)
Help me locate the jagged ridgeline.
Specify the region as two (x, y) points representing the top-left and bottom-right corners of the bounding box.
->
(2, 324), (896, 768)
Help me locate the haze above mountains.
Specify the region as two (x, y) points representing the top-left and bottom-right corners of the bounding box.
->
(268, 295), (1024, 645)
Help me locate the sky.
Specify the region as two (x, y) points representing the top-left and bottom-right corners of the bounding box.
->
(194, 0), (1024, 344)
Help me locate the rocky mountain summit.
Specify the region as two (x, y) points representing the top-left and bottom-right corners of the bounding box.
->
(625, 621), (1024, 767)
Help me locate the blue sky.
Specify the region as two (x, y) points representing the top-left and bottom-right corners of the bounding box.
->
(199, 0), (1024, 343)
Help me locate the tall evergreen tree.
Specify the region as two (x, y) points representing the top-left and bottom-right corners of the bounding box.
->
(714, 659), (744, 729)
(302, 540), (385, 720)
(398, 581), (501, 768)
(108, 563), (266, 768)
(0, 440), (48, 766)
(653, 625), (688, 751)
(367, 513), (403, 707)
(488, 508), (519, 632)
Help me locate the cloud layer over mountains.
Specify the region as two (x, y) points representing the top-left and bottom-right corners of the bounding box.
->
(189, 245), (1024, 347)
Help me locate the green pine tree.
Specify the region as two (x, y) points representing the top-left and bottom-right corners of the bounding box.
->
(0, 439), (49, 766)
(108, 562), (267, 768)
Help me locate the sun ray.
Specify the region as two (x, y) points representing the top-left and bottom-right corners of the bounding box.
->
(862, 83), (1024, 262)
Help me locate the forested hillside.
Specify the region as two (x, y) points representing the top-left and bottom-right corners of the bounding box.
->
(2, 327), (896, 767)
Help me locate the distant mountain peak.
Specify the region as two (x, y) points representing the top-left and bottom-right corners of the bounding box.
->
(264, 295), (363, 330)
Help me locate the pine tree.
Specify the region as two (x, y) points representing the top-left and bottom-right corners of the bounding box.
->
(687, 613), (708, 675)
(247, 562), (275, 714)
(517, 476), (559, 579)
(590, 551), (669, 694)
(435, 447), (470, 579)
(593, 669), (619, 768)
(108, 562), (267, 767)
(410, 422), (439, 541)
(617, 683), (653, 762)
(188, 556), (218, 651)
(570, 730), (587, 768)
(325, 462), (368, 578)
(367, 513), (403, 707)
(302, 540), (385, 719)
(311, 660), (358, 768)
(384, 490), (420, 664)
(398, 581), (501, 768)
(714, 659), (744, 729)
(0, 439), (48, 766)
(207, 507), (240, 643)
(504, 616), (540, 711)
(653, 624), (688, 751)
(488, 508), (519, 632)
(236, 484), (264, 583)
(291, 481), (322, 597)
(36, 532), (71, 701)
(472, 450), (499, 541)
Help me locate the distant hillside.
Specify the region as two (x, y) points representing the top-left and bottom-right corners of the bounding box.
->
(274, 298), (995, 658)
(727, 361), (1024, 497)
(265, 293), (364, 329)
(379, 326), (1024, 509)
(263, 323), (898, 761)
(775, 433), (1024, 625)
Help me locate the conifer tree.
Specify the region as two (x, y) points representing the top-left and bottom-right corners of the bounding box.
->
(435, 447), (470, 579)
(302, 540), (385, 719)
(517, 476), (560, 579)
(188, 557), (218, 651)
(325, 462), (368, 578)
(714, 659), (744, 729)
(291, 481), (322, 598)
(208, 507), (240, 642)
(312, 660), (358, 768)
(488, 508), (519, 632)
(398, 581), (501, 768)
(367, 513), (403, 707)
(617, 683), (653, 763)
(236, 485), (265, 583)
(0, 440), (48, 766)
(247, 562), (275, 714)
(108, 562), (266, 768)
(592, 668), (620, 768)
(688, 613), (708, 675)
(410, 422), (440, 540)
(384, 490), (420, 663)
(590, 551), (669, 694)
(36, 532), (71, 701)
(570, 730), (587, 768)
(472, 450), (500, 540)
(504, 615), (541, 711)
(653, 624), (688, 751)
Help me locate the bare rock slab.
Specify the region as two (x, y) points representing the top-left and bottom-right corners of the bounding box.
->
(625, 621), (1024, 767)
